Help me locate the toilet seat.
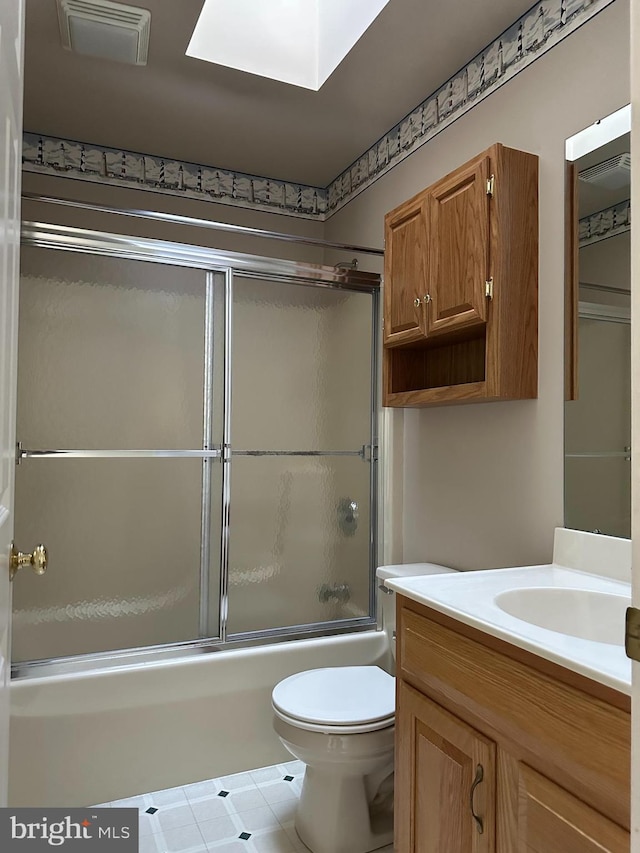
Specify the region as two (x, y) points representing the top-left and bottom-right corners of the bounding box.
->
(272, 666), (395, 733)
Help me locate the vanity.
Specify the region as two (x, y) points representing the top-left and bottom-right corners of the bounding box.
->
(386, 529), (631, 852)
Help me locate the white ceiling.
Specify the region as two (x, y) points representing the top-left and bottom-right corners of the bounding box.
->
(25, 0), (537, 187)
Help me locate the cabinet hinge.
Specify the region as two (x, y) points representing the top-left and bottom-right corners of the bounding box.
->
(485, 277), (494, 299)
(626, 607), (640, 661)
(486, 174), (495, 197)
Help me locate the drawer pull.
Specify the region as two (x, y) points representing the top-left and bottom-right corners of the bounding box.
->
(470, 763), (484, 834)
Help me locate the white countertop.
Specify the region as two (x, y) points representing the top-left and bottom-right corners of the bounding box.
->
(385, 563), (632, 695)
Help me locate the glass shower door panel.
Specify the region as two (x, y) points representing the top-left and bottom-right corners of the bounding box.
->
(227, 456), (371, 635)
(12, 458), (203, 662)
(232, 278), (373, 451)
(18, 246), (206, 450)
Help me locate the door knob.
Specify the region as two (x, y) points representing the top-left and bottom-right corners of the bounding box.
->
(10, 543), (48, 582)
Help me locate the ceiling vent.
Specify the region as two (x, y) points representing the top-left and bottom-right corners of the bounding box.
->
(57, 0), (151, 65)
(578, 153), (631, 190)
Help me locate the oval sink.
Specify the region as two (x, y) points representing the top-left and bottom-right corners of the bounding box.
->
(494, 587), (630, 645)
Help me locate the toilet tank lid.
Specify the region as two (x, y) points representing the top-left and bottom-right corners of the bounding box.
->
(376, 562), (457, 581)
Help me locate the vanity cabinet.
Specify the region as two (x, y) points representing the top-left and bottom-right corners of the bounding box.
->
(395, 597), (630, 852)
(383, 143), (538, 407)
(397, 680), (495, 852)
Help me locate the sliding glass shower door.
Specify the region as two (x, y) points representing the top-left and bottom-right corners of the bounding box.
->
(13, 246), (224, 663)
(226, 277), (374, 637)
(13, 229), (379, 672)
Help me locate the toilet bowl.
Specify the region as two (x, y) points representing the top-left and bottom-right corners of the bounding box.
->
(271, 563), (456, 853)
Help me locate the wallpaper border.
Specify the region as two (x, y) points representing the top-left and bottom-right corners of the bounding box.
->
(22, 0), (617, 221)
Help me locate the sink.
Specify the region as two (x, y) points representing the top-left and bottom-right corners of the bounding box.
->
(494, 587), (630, 645)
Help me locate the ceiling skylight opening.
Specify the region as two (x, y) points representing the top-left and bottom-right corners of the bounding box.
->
(186, 0), (391, 91)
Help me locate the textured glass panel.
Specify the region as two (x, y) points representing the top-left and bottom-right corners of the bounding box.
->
(232, 277), (372, 450)
(227, 456), (371, 634)
(12, 458), (203, 662)
(18, 247), (206, 449)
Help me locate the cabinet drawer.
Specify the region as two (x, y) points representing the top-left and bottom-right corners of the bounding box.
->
(398, 603), (629, 827)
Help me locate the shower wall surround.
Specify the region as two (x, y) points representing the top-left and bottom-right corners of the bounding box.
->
(22, 0), (613, 220)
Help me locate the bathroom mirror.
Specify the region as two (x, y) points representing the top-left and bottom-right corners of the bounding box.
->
(565, 106), (631, 538)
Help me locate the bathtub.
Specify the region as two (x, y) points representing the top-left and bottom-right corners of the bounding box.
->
(9, 630), (388, 807)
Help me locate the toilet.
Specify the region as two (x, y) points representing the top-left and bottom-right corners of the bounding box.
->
(272, 563), (456, 853)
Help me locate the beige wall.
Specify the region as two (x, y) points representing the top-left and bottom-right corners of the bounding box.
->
(326, 0), (630, 570)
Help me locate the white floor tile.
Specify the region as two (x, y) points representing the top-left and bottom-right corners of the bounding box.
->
(267, 799), (296, 826)
(217, 772), (256, 791)
(155, 803), (198, 834)
(222, 788), (269, 814)
(188, 795), (233, 824)
(150, 824), (208, 853)
(138, 812), (159, 838)
(100, 757), (393, 852)
(198, 814), (242, 845)
(250, 828), (295, 853)
(231, 806), (280, 833)
(249, 766), (282, 785)
(111, 794), (148, 810)
(258, 782), (299, 806)
(183, 780), (219, 802)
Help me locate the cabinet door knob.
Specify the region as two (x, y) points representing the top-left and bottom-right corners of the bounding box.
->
(414, 295), (431, 308)
(470, 763), (484, 834)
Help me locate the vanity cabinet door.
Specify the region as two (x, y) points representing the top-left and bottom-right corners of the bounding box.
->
(396, 681), (496, 853)
(426, 154), (491, 338)
(383, 192), (430, 347)
(516, 764), (629, 853)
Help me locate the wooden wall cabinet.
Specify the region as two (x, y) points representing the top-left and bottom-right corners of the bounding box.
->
(395, 596), (630, 852)
(383, 144), (538, 407)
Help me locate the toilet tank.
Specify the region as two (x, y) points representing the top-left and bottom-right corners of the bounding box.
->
(376, 563), (457, 665)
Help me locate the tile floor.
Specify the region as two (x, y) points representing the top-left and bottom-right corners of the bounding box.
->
(93, 760), (394, 853)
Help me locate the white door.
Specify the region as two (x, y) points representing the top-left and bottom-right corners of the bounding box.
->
(0, 0), (25, 807)
(633, 0), (640, 848)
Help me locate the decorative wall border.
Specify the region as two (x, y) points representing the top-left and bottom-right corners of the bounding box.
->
(22, 0), (617, 221)
(579, 198), (630, 247)
(22, 133), (327, 220)
(326, 0), (617, 215)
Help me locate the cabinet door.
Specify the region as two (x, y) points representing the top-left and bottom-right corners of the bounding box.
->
(516, 764), (628, 853)
(396, 681), (495, 853)
(427, 155), (490, 337)
(383, 193), (429, 346)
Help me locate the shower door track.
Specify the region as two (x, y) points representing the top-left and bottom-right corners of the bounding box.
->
(13, 223), (381, 678)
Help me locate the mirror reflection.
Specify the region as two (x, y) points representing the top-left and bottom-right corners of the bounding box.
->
(565, 120), (631, 538)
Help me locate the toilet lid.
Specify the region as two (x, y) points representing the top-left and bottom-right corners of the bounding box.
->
(272, 666), (395, 727)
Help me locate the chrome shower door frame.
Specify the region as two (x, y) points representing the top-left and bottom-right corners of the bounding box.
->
(14, 223), (381, 678)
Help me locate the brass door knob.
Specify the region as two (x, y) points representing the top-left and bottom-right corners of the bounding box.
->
(10, 543), (48, 582)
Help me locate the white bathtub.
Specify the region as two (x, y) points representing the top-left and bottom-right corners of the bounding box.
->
(9, 630), (388, 807)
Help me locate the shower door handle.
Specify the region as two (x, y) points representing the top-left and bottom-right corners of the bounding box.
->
(10, 542), (48, 582)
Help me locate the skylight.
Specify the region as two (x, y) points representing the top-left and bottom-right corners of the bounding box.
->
(186, 0), (391, 91)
